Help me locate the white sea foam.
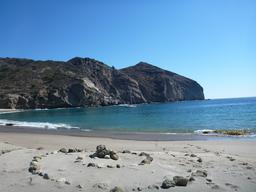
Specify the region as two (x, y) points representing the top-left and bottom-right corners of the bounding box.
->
(0, 119), (79, 130)
(194, 129), (216, 134)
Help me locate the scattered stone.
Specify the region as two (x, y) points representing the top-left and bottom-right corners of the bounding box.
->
(110, 186), (124, 192)
(139, 152), (150, 157)
(77, 184), (83, 189)
(87, 163), (97, 167)
(246, 166), (253, 170)
(36, 147), (44, 150)
(107, 165), (115, 168)
(122, 150), (131, 154)
(226, 156), (235, 161)
(161, 179), (175, 189)
(206, 178), (212, 182)
(51, 151), (58, 154)
(148, 184), (159, 190)
(173, 176), (188, 186)
(190, 154), (197, 157)
(59, 148), (68, 153)
(110, 151), (119, 160)
(28, 163), (41, 174)
(137, 187), (142, 191)
(65, 181), (71, 185)
(225, 183), (239, 190)
(68, 148), (76, 153)
(33, 156), (42, 162)
(197, 157), (202, 163)
(74, 155), (84, 162)
(189, 176), (195, 182)
(187, 169), (192, 173)
(43, 173), (50, 180)
(38, 172), (44, 176)
(139, 155), (153, 165)
(93, 183), (109, 190)
(211, 184), (220, 190)
(192, 170), (207, 177)
(184, 153), (189, 156)
(116, 164), (121, 168)
(132, 152), (137, 155)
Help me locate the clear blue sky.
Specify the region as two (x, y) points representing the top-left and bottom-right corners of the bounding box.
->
(0, 0), (255, 99)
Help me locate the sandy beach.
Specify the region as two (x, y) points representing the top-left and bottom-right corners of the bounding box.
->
(0, 130), (255, 192)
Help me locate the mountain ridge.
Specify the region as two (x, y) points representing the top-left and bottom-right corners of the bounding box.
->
(0, 57), (204, 109)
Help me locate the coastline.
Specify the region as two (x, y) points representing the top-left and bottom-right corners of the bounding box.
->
(1, 125), (255, 142)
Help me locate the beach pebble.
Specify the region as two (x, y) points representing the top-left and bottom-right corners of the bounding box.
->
(77, 184), (83, 189)
(139, 152), (150, 157)
(189, 176), (195, 182)
(190, 154), (197, 157)
(110, 151), (119, 160)
(107, 165), (115, 168)
(87, 163), (97, 167)
(161, 179), (175, 189)
(93, 183), (109, 190)
(192, 170), (207, 177)
(116, 164), (121, 168)
(173, 176), (188, 186)
(122, 150), (131, 154)
(147, 184), (159, 190)
(197, 157), (202, 163)
(36, 147), (44, 150)
(139, 155), (153, 165)
(28, 163), (41, 174)
(110, 186), (124, 192)
(59, 148), (68, 153)
(43, 173), (50, 180)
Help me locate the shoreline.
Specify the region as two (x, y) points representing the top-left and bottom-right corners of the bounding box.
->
(0, 125), (255, 142)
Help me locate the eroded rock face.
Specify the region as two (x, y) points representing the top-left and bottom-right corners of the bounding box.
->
(0, 57), (204, 109)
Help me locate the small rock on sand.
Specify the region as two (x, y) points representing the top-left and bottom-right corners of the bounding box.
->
(77, 184), (83, 189)
(122, 150), (131, 154)
(59, 148), (68, 153)
(161, 179), (175, 189)
(197, 157), (202, 163)
(139, 155), (153, 165)
(110, 151), (119, 160)
(110, 186), (124, 192)
(173, 176), (188, 186)
(43, 173), (50, 180)
(190, 154), (197, 157)
(93, 183), (109, 190)
(87, 163), (97, 167)
(148, 184), (159, 190)
(192, 170), (207, 177)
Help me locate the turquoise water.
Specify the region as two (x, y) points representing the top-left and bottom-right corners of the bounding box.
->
(0, 97), (256, 133)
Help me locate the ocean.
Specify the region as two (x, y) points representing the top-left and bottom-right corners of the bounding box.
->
(0, 97), (255, 134)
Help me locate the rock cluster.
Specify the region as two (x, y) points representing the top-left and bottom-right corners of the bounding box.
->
(90, 145), (119, 160)
(138, 152), (153, 165)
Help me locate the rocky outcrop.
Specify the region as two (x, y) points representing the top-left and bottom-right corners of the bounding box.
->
(121, 62), (204, 102)
(0, 57), (204, 109)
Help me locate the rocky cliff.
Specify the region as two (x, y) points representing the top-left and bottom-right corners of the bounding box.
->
(0, 57), (204, 109)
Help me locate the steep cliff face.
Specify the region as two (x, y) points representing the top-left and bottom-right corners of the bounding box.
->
(121, 62), (205, 102)
(0, 57), (204, 109)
